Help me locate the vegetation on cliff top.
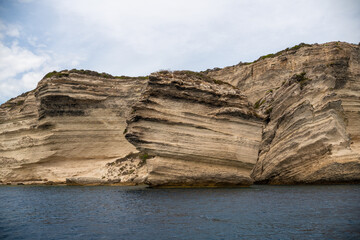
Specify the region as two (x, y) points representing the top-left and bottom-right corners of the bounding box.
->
(203, 42), (312, 73)
(255, 43), (311, 61)
(43, 69), (148, 80)
(237, 43), (312, 65)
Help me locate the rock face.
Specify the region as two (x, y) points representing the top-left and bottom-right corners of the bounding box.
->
(207, 42), (360, 184)
(0, 70), (148, 184)
(125, 71), (263, 187)
(1, 41), (359, 186)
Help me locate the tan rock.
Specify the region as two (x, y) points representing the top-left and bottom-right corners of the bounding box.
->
(207, 42), (360, 184)
(0, 70), (148, 184)
(1, 42), (359, 186)
(125, 71), (263, 187)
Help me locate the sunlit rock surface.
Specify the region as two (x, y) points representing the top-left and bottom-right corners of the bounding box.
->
(125, 71), (263, 187)
(207, 42), (360, 183)
(1, 41), (359, 185)
(0, 70), (148, 184)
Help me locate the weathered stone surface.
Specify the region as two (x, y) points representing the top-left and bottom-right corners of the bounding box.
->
(1, 41), (359, 186)
(102, 152), (148, 184)
(66, 177), (108, 185)
(207, 42), (360, 184)
(125, 71), (263, 187)
(0, 70), (148, 184)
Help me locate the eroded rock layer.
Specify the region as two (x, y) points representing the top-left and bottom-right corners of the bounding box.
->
(125, 71), (263, 187)
(1, 41), (359, 186)
(0, 70), (148, 184)
(207, 42), (360, 184)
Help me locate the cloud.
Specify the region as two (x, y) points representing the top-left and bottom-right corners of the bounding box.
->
(0, 41), (48, 79)
(0, 37), (85, 102)
(0, 41), (50, 101)
(5, 25), (20, 37)
(0, 21), (21, 39)
(0, 0), (359, 103)
(49, 0), (360, 73)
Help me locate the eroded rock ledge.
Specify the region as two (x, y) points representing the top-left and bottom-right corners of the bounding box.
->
(1, 41), (359, 186)
(125, 71), (263, 187)
(0, 70), (148, 184)
(207, 41), (360, 184)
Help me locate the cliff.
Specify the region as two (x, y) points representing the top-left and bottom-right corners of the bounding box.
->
(0, 41), (359, 186)
(206, 41), (360, 184)
(124, 71), (263, 187)
(0, 70), (147, 184)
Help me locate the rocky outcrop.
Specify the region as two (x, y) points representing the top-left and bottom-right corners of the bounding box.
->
(125, 71), (263, 187)
(1, 41), (359, 186)
(207, 42), (360, 184)
(0, 70), (148, 184)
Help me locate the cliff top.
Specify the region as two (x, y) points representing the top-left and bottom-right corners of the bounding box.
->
(42, 69), (149, 80)
(202, 41), (359, 74)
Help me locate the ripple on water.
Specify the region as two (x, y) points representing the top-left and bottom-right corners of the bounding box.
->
(0, 185), (359, 240)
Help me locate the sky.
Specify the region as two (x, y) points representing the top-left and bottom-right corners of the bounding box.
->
(0, 0), (359, 103)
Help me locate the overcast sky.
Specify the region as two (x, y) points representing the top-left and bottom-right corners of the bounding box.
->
(0, 0), (359, 103)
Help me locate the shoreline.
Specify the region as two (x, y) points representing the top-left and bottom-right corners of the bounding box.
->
(1, 181), (360, 187)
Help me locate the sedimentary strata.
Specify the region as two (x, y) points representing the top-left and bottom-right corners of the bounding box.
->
(125, 71), (263, 187)
(0, 70), (148, 184)
(207, 42), (360, 184)
(1, 41), (359, 186)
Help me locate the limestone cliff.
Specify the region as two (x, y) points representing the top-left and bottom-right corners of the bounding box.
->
(125, 71), (263, 187)
(1, 41), (359, 186)
(207, 42), (360, 184)
(0, 70), (148, 184)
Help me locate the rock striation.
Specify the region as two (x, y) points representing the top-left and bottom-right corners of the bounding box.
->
(207, 42), (360, 184)
(1, 41), (359, 186)
(0, 70), (148, 184)
(125, 71), (263, 187)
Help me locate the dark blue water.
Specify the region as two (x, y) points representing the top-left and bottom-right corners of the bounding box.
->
(0, 185), (359, 240)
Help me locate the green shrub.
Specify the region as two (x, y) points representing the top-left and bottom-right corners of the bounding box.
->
(157, 70), (171, 74)
(259, 53), (275, 60)
(292, 72), (312, 90)
(139, 153), (149, 161)
(44, 69), (148, 80)
(251, 42), (311, 63)
(43, 71), (69, 79)
(17, 100), (24, 106)
(288, 43), (311, 51)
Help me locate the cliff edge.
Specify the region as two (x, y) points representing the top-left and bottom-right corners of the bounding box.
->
(206, 41), (360, 184)
(0, 41), (359, 186)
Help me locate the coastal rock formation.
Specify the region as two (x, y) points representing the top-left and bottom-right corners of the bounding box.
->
(125, 71), (263, 187)
(0, 70), (148, 184)
(1, 41), (359, 186)
(207, 42), (360, 184)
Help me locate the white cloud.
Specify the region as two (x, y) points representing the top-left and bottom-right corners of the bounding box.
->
(0, 41), (48, 80)
(20, 71), (44, 89)
(0, 38), (85, 102)
(0, 21), (21, 38)
(5, 26), (20, 38)
(49, 0), (360, 74)
(0, 41), (51, 102)
(1, 0), (359, 103)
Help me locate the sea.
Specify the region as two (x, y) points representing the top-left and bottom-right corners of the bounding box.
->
(0, 185), (359, 240)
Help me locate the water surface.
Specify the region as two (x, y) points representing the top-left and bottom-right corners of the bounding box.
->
(0, 185), (359, 239)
